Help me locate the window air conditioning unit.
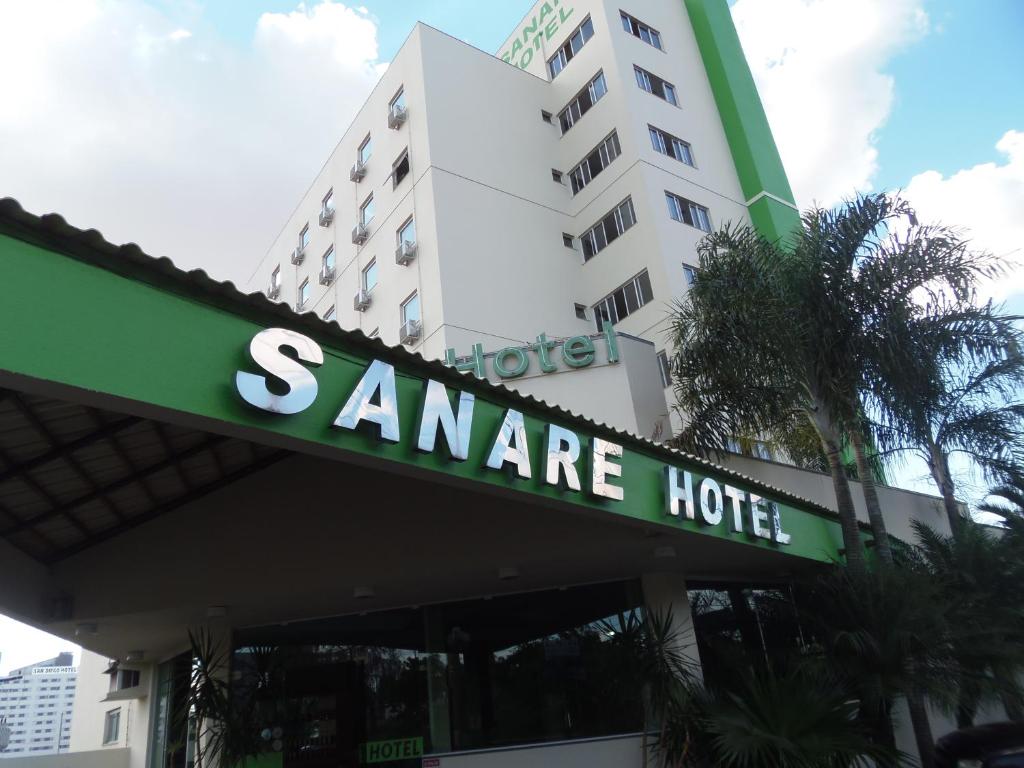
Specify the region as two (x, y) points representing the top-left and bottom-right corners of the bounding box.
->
(266, 283), (281, 300)
(352, 223), (369, 245)
(290, 246), (305, 265)
(388, 104), (408, 130)
(353, 289), (372, 312)
(395, 240), (418, 266)
(318, 206), (335, 227)
(319, 264), (335, 286)
(349, 160), (367, 182)
(399, 319), (422, 345)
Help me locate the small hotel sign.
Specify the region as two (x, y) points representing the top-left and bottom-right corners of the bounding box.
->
(361, 737), (423, 764)
(234, 329), (793, 546)
(444, 326), (618, 380)
(32, 667), (76, 675)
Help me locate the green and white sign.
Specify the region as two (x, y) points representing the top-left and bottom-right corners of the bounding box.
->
(500, 1), (575, 70)
(361, 737), (423, 764)
(444, 326), (618, 380)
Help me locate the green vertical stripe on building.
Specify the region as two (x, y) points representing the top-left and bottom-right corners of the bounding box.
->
(683, 0), (800, 243)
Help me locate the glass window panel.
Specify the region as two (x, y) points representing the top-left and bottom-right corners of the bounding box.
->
(666, 193), (681, 222)
(402, 293), (421, 324)
(324, 247), (335, 270)
(613, 288), (629, 319)
(361, 195), (375, 225)
(609, 133), (621, 159)
(592, 72), (607, 100)
(359, 135), (372, 164)
(581, 17), (594, 41)
(637, 271), (654, 304)
(619, 199), (636, 230)
(635, 67), (648, 91)
(592, 222), (607, 252)
(651, 29), (662, 49)
(621, 12), (631, 32)
(300, 226), (310, 249)
(603, 214), (619, 245)
(664, 83), (678, 106)
(363, 260), (378, 291)
(582, 232), (596, 259)
(390, 88), (405, 111)
(622, 281), (639, 313)
(399, 218), (416, 244)
(569, 30), (583, 55)
(639, 27), (651, 44)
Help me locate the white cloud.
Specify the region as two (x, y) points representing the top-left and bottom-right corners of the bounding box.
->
(0, 0), (386, 280)
(902, 130), (1024, 303)
(0, 616), (79, 676)
(732, 0), (929, 207)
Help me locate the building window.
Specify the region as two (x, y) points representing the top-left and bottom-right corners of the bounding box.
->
(683, 264), (698, 286)
(568, 131), (621, 195)
(401, 291), (421, 327)
(323, 246), (335, 272)
(562, 233), (575, 249)
(297, 278), (310, 310)
(299, 223), (311, 250)
(593, 270), (654, 329)
(558, 71), (607, 134)
(397, 217), (416, 245)
(666, 191), (711, 232)
(649, 125), (694, 166)
(322, 188), (334, 213)
(358, 134), (372, 165)
(634, 66), (677, 105)
(392, 149), (410, 188)
(112, 669), (140, 692)
(359, 194), (375, 226)
(548, 15), (594, 78)
(324, 305), (336, 322)
(270, 265), (281, 294)
(657, 350), (672, 388)
(102, 709), (120, 745)
(362, 259), (378, 292)
(752, 441), (773, 461)
(389, 87), (406, 113)
(541, 110), (553, 123)
(574, 303), (588, 320)
(580, 197), (638, 261)
(368, 327), (379, 338)
(621, 11), (662, 49)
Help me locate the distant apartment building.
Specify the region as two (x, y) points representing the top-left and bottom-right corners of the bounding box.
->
(0, 653), (76, 758)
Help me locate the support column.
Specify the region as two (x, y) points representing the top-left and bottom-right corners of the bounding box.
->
(641, 571), (704, 680)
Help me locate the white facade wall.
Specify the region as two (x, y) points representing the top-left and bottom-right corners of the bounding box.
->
(0, 656), (76, 758)
(245, 0), (745, 436)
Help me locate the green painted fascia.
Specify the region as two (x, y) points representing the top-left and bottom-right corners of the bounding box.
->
(0, 231), (847, 565)
(684, 0), (800, 242)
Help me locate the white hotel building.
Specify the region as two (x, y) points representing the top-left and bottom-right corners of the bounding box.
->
(0, 654), (76, 758)
(245, 0), (798, 440)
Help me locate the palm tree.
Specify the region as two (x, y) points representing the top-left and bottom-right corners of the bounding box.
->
(909, 518), (1024, 725)
(869, 315), (1024, 532)
(795, 565), (955, 768)
(670, 193), (998, 574)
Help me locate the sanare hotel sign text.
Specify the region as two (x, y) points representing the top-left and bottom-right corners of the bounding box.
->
(501, 1), (575, 70)
(228, 329), (839, 555)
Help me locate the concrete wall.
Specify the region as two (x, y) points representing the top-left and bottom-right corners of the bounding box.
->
(722, 454), (952, 540)
(66, 651), (152, 768)
(432, 733), (644, 768)
(0, 748), (129, 768)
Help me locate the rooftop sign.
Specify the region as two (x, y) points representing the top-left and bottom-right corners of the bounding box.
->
(501, 1), (575, 70)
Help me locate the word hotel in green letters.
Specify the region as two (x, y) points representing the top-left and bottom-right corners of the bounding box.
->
(234, 328), (794, 547)
(501, 1), (575, 70)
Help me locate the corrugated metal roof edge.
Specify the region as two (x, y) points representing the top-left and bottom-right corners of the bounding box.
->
(0, 196), (849, 526)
